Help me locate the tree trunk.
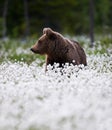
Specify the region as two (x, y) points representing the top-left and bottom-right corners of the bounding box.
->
(89, 0), (94, 47)
(24, 0), (30, 38)
(2, 0), (8, 39)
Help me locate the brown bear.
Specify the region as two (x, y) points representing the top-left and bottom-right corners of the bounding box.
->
(31, 28), (87, 71)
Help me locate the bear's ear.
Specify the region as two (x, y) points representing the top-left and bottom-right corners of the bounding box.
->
(43, 28), (56, 40)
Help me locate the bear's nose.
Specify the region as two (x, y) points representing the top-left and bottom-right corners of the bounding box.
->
(30, 48), (33, 51)
(30, 48), (36, 53)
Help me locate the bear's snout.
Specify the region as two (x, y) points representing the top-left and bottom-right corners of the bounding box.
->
(30, 43), (40, 53)
(30, 48), (37, 53)
(30, 48), (33, 51)
(30, 47), (41, 54)
(30, 48), (34, 52)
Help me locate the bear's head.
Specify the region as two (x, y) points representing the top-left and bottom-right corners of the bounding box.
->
(31, 28), (58, 55)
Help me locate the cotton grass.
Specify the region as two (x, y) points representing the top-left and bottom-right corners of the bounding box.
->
(0, 54), (112, 130)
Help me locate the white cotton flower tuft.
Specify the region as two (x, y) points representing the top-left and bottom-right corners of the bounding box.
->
(0, 54), (112, 130)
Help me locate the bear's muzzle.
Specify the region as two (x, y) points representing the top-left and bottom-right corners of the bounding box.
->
(30, 48), (37, 53)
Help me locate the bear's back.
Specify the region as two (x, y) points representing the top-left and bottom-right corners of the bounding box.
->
(71, 40), (87, 66)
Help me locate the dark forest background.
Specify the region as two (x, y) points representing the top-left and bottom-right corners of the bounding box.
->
(0, 0), (112, 39)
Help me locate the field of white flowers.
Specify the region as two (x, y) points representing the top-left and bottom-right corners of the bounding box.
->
(0, 37), (112, 130)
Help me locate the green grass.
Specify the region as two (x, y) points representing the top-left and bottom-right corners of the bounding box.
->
(0, 39), (45, 64)
(0, 36), (112, 64)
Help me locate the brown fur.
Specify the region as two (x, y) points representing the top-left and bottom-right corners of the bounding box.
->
(31, 28), (87, 71)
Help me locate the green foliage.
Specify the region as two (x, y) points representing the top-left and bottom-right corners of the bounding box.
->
(86, 36), (112, 55)
(0, 39), (45, 64)
(0, 0), (112, 37)
(100, 36), (112, 46)
(0, 36), (111, 64)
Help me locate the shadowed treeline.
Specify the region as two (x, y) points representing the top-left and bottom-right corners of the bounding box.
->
(0, 0), (112, 43)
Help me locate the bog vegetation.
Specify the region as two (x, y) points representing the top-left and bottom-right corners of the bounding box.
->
(0, 36), (112, 130)
(0, 1), (112, 130)
(0, 35), (112, 63)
